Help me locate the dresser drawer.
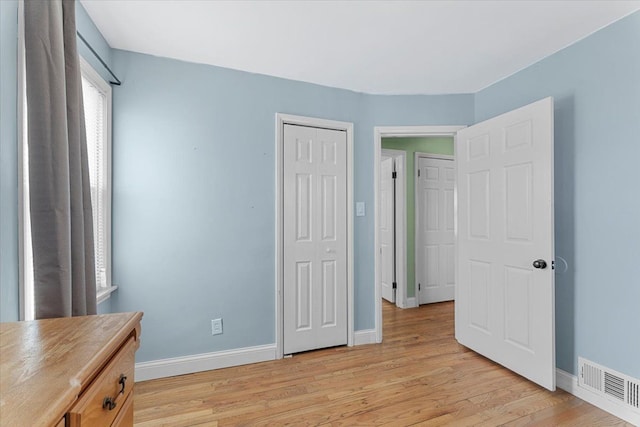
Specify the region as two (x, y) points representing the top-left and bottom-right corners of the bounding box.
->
(68, 337), (136, 426)
(112, 393), (134, 427)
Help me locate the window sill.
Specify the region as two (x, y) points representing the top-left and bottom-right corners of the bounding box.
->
(97, 285), (118, 304)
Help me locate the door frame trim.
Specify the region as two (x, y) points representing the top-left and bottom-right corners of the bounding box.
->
(414, 153), (455, 305)
(380, 149), (407, 309)
(276, 113), (354, 359)
(374, 126), (464, 343)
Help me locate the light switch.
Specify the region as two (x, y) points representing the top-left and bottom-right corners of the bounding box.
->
(356, 202), (365, 217)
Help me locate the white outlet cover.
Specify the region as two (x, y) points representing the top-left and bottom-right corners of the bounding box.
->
(356, 202), (365, 217)
(211, 318), (223, 335)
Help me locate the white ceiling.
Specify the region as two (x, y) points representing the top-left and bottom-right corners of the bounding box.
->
(80, 0), (640, 95)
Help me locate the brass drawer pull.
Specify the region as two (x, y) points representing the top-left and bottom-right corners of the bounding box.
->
(102, 374), (127, 411)
(118, 374), (127, 394)
(102, 396), (117, 411)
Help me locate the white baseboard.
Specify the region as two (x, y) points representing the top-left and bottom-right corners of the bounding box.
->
(135, 344), (277, 382)
(556, 368), (640, 426)
(354, 329), (377, 345)
(136, 331), (381, 382)
(405, 297), (418, 308)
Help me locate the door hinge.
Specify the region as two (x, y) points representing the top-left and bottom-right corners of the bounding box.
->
(392, 171), (397, 179)
(392, 282), (397, 289)
(418, 169), (420, 177)
(552, 260), (555, 270)
(418, 283), (421, 291)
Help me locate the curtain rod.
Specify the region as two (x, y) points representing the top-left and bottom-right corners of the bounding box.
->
(76, 31), (122, 86)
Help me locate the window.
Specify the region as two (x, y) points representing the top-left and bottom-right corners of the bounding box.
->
(19, 56), (114, 320)
(80, 58), (113, 301)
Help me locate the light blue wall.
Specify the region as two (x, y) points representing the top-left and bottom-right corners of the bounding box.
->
(0, 1), (113, 321)
(475, 11), (640, 378)
(0, 0), (19, 321)
(109, 49), (473, 362)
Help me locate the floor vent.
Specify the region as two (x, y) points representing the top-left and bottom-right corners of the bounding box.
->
(579, 357), (640, 412)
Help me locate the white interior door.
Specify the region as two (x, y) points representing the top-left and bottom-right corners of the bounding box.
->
(416, 156), (455, 304)
(379, 156), (396, 303)
(283, 124), (348, 354)
(456, 97), (555, 390)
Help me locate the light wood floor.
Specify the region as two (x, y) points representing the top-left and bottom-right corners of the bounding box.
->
(134, 301), (630, 426)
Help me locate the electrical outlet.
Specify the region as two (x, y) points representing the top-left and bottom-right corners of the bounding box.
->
(211, 318), (223, 335)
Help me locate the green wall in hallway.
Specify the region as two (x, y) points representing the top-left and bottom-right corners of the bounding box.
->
(381, 137), (454, 299)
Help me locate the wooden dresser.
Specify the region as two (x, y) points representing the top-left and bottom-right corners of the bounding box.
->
(0, 312), (143, 427)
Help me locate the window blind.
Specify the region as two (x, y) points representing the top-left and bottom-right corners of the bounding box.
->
(81, 76), (108, 290)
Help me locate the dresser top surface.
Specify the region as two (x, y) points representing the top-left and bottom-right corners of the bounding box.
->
(0, 312), (143, 427)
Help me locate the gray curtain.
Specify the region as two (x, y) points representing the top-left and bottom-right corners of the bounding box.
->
(24, 0), (97, 318)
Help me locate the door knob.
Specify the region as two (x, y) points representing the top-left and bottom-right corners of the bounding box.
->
(532, 259), (547, 269)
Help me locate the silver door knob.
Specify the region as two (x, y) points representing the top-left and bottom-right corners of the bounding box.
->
(532, 259), (547, 269)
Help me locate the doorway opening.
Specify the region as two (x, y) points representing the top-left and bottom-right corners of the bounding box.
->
(374, 126), (464, 343)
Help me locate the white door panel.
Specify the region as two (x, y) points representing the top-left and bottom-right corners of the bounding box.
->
(417, 156), (455, 304)
(284, 125), (347, 354)
(379, 156), (395, 303)
(456, 97), (555, 390)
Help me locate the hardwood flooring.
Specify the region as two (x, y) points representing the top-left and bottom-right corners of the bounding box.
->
(134, 301), (630, 426)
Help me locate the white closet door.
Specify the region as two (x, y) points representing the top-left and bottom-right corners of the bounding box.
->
(283, 124), (348, 354)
